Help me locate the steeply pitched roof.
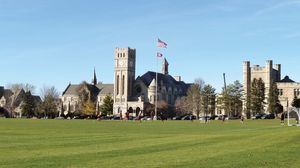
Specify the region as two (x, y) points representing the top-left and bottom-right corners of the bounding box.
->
(33, 96), (42, 104)
(96, 84), (114, 95)
(138, 71), (190, 93)
(2, 89), (13, 99)
(279, 76), (295, 83)
(62, 83), (113, 96)
(63, 84), (80, 96)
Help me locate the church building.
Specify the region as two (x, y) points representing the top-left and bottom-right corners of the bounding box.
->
(113, 47), (190, 116)
(61, 47), (190, 117)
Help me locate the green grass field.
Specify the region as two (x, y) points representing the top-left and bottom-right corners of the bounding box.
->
(0, 119), (299, 168)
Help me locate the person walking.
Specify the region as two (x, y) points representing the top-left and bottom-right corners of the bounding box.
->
(240, 115), (244, 124)
(280, 112), (285, 125)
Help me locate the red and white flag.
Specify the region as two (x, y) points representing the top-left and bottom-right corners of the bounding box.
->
(157, 38), (167, 48)
(157, 52), (163, 57)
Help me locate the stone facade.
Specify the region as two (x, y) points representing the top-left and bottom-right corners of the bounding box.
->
(0, 86), (41, 117)
(61, 83), (113, 115)
(113, 47), (190, 116)
(61, 47), (190, 117)
(243, 60), (300, 113)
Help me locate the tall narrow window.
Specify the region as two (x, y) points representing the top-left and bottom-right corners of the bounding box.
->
(128, 76), (131, 96)
(122, 75), (125, 95)
(117, 75), (119, 95)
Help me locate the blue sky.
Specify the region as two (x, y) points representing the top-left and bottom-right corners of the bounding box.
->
(1, 0), (300, 94)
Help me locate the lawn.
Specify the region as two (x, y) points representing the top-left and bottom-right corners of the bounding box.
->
(0, 119), (299, 168)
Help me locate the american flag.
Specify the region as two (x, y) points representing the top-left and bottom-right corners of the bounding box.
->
(157, 52), (163, 57)
(157, 38), (167, 48)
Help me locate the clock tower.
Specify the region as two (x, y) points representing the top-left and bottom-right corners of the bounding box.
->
(113, 47), (136, 115)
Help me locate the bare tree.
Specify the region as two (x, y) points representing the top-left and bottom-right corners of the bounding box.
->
(40, 85), (59, 101)
(186, 78), (205, 119)
(6, 83), (36, 94)
(37, 86), (60, 118)
(175, 96), (189, 116)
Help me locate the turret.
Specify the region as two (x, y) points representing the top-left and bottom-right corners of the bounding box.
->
(274, 64), (281, 81)
(162, 58), (169, 75)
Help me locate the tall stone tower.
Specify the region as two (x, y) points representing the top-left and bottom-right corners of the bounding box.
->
(243, 61), (251, 115)
(113, 47), (136, 114)
(242, 60), (281, 115)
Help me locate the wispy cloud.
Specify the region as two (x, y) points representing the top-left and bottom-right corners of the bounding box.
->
(255, 0), (300, 16)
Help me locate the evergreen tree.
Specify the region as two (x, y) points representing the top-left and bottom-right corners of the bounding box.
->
(267, 81), (281, 114)
(201, 84), (216, 116)
(100, 95), (113, 116)
(292, 97), (300, 108)
(218, 80), (243, 116)
(250, 78), (265, 115)
(21, 91), (36, 118)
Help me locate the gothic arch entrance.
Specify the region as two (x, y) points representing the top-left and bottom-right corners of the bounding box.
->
(128, 107), (133, 113)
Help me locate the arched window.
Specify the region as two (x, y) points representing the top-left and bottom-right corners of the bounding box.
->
(128, 76), (131, 95)
(117, 75), (119, 95)
(122, 75), (125, 95)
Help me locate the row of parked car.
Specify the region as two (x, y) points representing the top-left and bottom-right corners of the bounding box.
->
(251, 113), (275, 120)
(172, 115), (238, 121)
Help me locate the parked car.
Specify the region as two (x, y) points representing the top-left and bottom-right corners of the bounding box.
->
(111, 115), (120, 120)
(252, 114), (265, 120)
(264, 113), (275, 119)
(172, 116), (182, 120)
(210, 115), (219, 120)
(182, 115), (196, 120)
(199, 116), (210, 121)
(261, 114), (267, 119)
(141, 116), (152, 120)
(218, 115), (228, 120)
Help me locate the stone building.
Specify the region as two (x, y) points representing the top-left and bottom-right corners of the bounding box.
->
(113, 47), (190, 116)
(61, 70), (114, 115)
(243, 60), (300, 113)
(61, 47), (190, 117)
(0, 86), (41, 117)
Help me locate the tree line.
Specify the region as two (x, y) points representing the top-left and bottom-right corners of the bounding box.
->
(174, 79), (244, 119)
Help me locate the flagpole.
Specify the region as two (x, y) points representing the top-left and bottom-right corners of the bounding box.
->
(154, 38), (167, 120)
(154, 53), (158, 120)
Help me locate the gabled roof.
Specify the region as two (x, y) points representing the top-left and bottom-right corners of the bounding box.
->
(279, 76), (295, 83)
(33, 96), (42, 104)
(62, 83), (113, 97)
(2, 89), (13, 99)
(96, 84), (114, 95)
(138, 71), (190, 92)
(62, 84), (80, 96)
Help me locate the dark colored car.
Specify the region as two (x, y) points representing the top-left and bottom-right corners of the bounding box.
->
(210, 115), (219, 120)
(111, 116), (120, 120)
(253, 114), (265, 119)
(265, 113), (275, 119)
(172, 116), (182, 120)
(182, 115), (196, 120)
